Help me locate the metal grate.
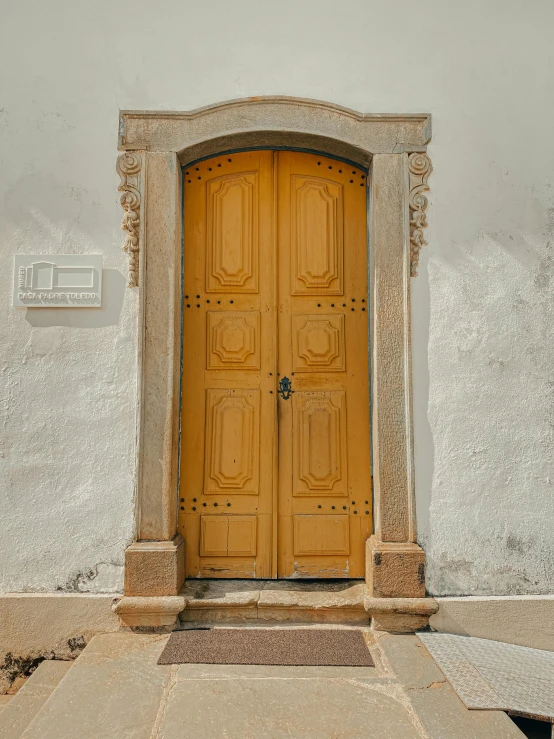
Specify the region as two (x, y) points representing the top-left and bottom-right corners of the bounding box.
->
(418, 633), (554, 723)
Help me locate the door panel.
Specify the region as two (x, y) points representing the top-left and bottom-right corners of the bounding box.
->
(290, 175), (344, 294)
(206, 172), (259, 293)
(293, 391), (347, 496)
(200, 515), (258, 557)
(292, 314), (346, 372)
(207, 311), (261, 370)
(293, 515), (350, 556)
(180, 150), (371, 579)
(277, 152), (371, 578)
(204, 389), (260, 495)
(181, 151), (275, 578)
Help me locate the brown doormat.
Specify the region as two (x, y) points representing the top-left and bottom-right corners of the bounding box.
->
(158, 628), (374, 667)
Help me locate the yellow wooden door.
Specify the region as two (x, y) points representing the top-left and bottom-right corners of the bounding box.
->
(181, 151), (276, 578)
(180, 150), (371, 578)
(276, 152), (371, 577)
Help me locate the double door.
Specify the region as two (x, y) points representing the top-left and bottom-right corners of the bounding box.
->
(180, 150), (371, 578)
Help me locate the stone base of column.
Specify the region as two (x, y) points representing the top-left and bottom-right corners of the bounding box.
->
(113, 596), (186, 631)
(365, 535), (426, 598)
(365, 597), (438, 633)
(124, 534), (185, 597)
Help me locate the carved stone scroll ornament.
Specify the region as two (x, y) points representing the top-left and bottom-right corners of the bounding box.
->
(117, 152), (142, 287)
(408, 152), (432, 277)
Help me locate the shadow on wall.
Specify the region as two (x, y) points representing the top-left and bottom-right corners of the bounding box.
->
(24, 269), (126, 329)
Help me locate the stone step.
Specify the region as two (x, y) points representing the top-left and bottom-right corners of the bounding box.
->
(19, 633), (170, 739)
(0, 661), (72, 738)
(0, 696), (12, 714)
(180, 579), (369, 624)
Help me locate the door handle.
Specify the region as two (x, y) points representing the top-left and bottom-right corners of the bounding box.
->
(278, 376), (294, 400)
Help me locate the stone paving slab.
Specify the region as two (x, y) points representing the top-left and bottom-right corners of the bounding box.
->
(183, 580), (261, 608)
(159, 664), (424, 739)
(183, 579), (365, 608)
(21, 634), (171, 739)
(0, 660), (71, 738)
(182, 579), (368, 624)
(407, 681), (526, 739)
(157, 661), (383, 680)
(183, 579), (364, 602)
(258, 584), (366, 609)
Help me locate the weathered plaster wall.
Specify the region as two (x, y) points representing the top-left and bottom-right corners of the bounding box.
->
(1, 0), (553, 595)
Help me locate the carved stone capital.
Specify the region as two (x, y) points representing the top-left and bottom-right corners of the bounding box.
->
(408, 152), (432, 277)
(116, 152), (142, 287)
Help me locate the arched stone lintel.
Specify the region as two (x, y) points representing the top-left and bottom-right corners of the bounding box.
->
(119, 96), (431, 159)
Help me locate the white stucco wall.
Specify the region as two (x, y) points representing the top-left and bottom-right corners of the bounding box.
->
(1, 0), (553, 596)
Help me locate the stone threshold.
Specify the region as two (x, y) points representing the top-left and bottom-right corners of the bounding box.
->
(180, 579), (369, 624)
(113, 581), (438, 631)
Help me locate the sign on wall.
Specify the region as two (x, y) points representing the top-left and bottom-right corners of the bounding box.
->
(13, 255), (102, 307)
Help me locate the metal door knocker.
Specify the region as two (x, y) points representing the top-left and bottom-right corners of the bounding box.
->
(278, 376), (294, 400)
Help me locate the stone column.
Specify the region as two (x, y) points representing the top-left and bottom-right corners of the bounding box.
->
(116, 152), (185, 628)
(365, 154), (436, 631)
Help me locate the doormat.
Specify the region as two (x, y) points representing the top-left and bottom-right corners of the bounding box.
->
(157, 628), (374, 667)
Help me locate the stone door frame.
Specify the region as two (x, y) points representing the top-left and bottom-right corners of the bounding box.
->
(115, 97), (433, 626)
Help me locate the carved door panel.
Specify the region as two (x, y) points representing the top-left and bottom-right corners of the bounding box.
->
(181, 151), (276, 578)
(276, 152), (372, 578)
(180, 150), (371, 579)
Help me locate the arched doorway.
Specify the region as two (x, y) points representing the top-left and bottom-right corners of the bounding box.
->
(115, 98), (433, 630)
